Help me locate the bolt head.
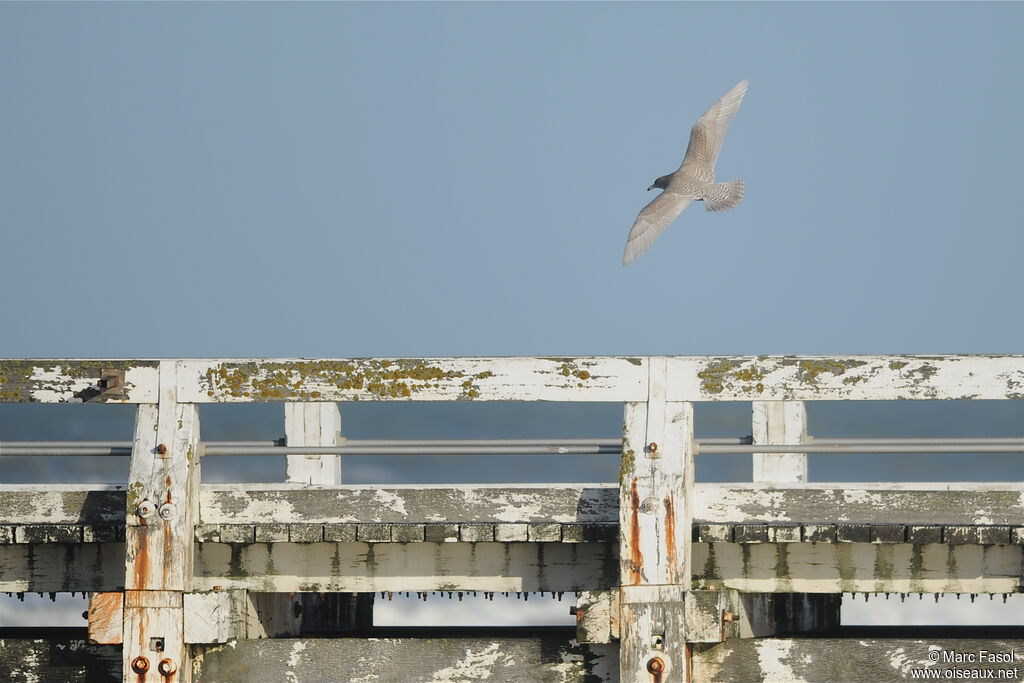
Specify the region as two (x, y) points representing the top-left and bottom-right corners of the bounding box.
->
(647, 442), (658, 453)
(157, 658), (177, 675)
(131, 656), (150, 673)
(640, 497), (659, 514)
(137, 500), (156, 518)
(646, 656), (666, 674)
(156, 443), (168, 455)
(158, 503), (175, 520)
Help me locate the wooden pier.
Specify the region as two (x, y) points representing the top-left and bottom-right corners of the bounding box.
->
(2, 355), (1024, 681)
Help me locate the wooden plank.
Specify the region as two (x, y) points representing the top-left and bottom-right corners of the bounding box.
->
(694, 483), (1024, 525)
(193, 541), (618, 592)
(192, 636), (618, 682)
(284, 402), (341, 485)
(692, 542), (1024, 593)
(0, 544), (125, 592)
(575, 590), (615, 644)
(0, 486), (126, 525)
(669, 355), (1024, 401)
(199, 484), (619, 524)
(177, 356), (648, 402)
(122, 590), (185, 683)
(752, 401), (807, 482)
(693, 637), (1024, 682)
(184, 590), (251, 644)
(0, 359), (159, 403)
(0, 637), (120, 682)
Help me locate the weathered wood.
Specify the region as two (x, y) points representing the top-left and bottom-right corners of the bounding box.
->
(183, 590), (252, 643)
(575, 590), (615, 644)
(752, 401), (807, 482)
(200, 484), (619, 524)
(192, 635), (619, 682)
(731, 593), (841, 638)
(619, 357), (694, 683)
(193, 541), (618, 592)
(88, 593), (123, 645)
(177, 357), (648, 402)
(0, 544), (125, 592)
(284, 402), (342, 485)
(0, 636), (120, 682)
(693, 542), (1024, 593)
(695, 483), (1024, 525)
(0, 485), (126, 525)
(685, 590), (729, 643)
(0, 359), (159, 403)
(693, 637), (1024, 682)
(669, 355), (1024, 401)
(121, 590), (184, 683)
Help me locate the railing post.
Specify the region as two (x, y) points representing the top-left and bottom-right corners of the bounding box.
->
(620, 357), (693, 682)
(122, 360), (200, 682)
(752, 401), (807, 482)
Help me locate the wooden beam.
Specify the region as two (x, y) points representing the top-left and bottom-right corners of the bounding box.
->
(177, 357), (648, 402)
(0, 360), (159, 403)
(191, 635), (619, 682)
(0, 636), (120, 681)
(752, 401), (807, 482)
(193, 541), (618, 593)
(669, 355), (1024, 401)
(693, 636), (1024, 682)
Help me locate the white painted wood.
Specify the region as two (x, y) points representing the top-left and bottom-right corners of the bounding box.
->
(122, 590), (185, 682)
(693, 542), (1024, 594)
(176, 357), (648, 402)
(184, 590), (251, 644)
(0, 543), (126, 592)
(284, 403), (342, 485)
(669, 355), (1024, 401)
(0, 360), (160, 403)
(694, 483), (1024, 525)
(0, 484), (125, 524)
(199, 484), (618, 524)
(193, 541), (616, 593)
(753, 402), (807, 484)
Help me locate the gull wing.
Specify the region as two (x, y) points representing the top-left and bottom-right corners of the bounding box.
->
(623, 191), (693, 265)
(679, 80), (748, 182)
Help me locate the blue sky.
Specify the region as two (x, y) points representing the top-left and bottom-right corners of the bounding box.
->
(3, 2), (1022, 359)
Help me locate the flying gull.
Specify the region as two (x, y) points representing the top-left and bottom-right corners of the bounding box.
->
(623, 80), (749, 266)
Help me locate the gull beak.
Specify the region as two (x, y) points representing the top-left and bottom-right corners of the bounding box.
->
(647, 185), (656, 191)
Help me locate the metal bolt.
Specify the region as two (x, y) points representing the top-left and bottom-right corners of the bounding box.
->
(722, 611), (739, 622)
(647, 656), (666, 675)
(158, 503), (175, 520)
(647, 442), (658, 453)
(131, 656), (150, 674)
(156, 443), (168, 455)
(157, 658), (177, 676)
(137, 500), (157, 518)
(640, 497), (659, 514)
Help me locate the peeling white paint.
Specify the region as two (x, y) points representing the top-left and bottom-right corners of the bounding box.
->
(755, 639), (806, 682)
(285, 640), (308, 683)
(429, 642), (503, 682)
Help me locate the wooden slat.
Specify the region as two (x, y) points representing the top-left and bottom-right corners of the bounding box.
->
(193, 541), (618, 593)
(192, 635), (618, 682)
(199, 484), (619, 524)
(670, 355), (1024, 400)
(176, 357), (648, 402)
(0, 636), (120, 682)
(0, 360), (160, 403)
(695, 483), (1024, 525)
(693, 637), (1024, 682)
(693, 542), (1024, 593)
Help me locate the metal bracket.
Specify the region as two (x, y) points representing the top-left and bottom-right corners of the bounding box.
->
(98, 368), (125, 398)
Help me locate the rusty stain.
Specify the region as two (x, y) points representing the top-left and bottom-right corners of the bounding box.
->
(629, 478), (644, 585)
(131, 655), (150, 674)
(133, 530), (150, 590)
(157, 658), (177, 677)
(664, 494), (677, 583)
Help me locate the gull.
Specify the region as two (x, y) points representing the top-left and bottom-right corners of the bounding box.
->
(623, 80), (749, 266)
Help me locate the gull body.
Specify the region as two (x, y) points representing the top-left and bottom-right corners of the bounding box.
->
(623, 80), (749, 266)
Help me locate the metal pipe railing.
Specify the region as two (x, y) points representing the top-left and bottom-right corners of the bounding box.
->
(3, 436), (1024, 456)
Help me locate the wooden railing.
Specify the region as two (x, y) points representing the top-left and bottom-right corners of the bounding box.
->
(1, 355), (1023, 682)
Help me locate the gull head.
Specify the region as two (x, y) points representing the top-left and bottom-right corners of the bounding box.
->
(647, 175), (671, 191)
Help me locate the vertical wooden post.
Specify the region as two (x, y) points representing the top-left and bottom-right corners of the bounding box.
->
(620, 358), (693, 682)
(752, 401), (807, 482)
(284, 402), (342, 485)
(123, 360), (200, 682)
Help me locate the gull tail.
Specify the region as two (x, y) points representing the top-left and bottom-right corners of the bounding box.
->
(703, 179), (744, 212)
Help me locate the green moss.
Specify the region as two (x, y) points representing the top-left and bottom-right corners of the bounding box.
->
(888, 360), (908, 370)
(697, 359), (768, 395)
(696, 359), (743, 394)
(795, 359), (868, 384)
(0, 360), (156, 403)
(619, 449), (636, 482)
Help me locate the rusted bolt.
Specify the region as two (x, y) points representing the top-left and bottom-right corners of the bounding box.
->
(137, 500), (157, 518)
(157, 658), (177, 676)
(156, 443), (168, 455)
(213, 585), (223, 591)
(131, 656), (150, 673)
(640, 497), (659, 514)
(158, 502), (175, 520)
(647, 442), (658, 453)
(723, 610), (739, 622)
(647, 656), (665, 675)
